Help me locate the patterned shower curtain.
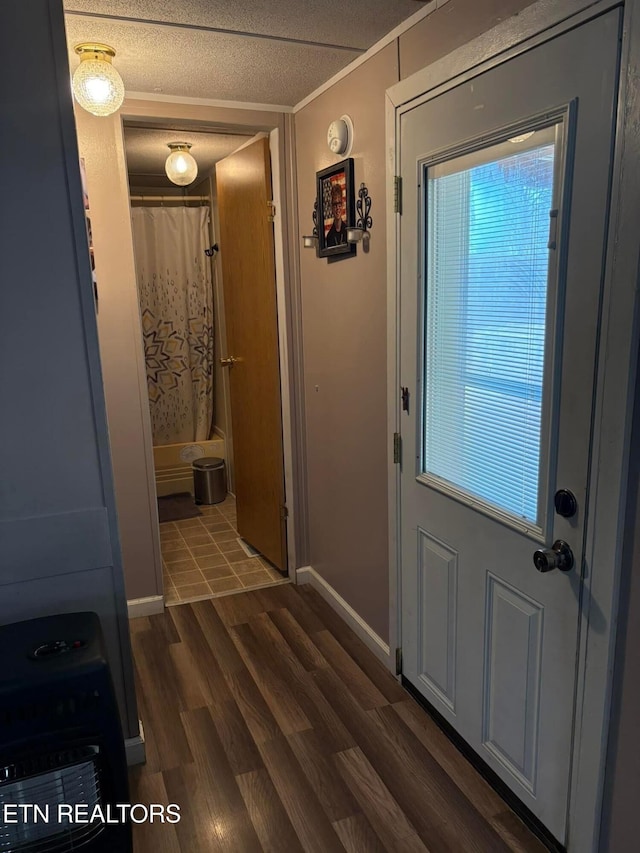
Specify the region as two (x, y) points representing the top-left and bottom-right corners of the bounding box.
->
(131, 206), (214, 445)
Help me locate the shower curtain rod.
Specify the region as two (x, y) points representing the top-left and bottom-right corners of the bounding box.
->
(130, 195), (210, 203)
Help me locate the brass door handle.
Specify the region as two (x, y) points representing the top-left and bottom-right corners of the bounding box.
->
(220, 356), (238, 367)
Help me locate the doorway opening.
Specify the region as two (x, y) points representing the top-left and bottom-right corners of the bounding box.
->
(122, 119), (291, 605)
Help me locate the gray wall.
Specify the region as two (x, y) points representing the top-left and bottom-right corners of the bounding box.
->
(0, 1), (137, 737)
(601, 368), (640, 852)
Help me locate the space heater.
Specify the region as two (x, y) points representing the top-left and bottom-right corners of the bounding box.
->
(0, 612), (132, 852)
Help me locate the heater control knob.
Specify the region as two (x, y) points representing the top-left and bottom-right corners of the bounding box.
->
(31, 639), (86, 659)
(32, 640), (69, 658)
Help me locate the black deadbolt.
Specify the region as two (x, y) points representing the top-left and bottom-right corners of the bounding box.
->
(554, 489), (577, 518)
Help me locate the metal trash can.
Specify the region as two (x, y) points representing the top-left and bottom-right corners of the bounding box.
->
(193, 456), (226, 505)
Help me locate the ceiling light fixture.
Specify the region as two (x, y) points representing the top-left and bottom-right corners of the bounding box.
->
(508, 131), (535, 144)
(165, 142), (198, 186)
(72, 43), (125, 117)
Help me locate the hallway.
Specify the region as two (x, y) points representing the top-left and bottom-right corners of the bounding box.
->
(128, 584), (546, 852)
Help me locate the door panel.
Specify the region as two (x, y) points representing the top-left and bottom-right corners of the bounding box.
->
(417, 529), (458, 711)
(483, 574), (543, 793)
(216, 137), (286, 570)
(399, 11), (620, 842)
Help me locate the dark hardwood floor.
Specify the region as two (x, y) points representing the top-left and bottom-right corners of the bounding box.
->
(128, 583), (547, 852)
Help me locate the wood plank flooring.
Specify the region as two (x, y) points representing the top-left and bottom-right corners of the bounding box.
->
(128, 583), (547, 852)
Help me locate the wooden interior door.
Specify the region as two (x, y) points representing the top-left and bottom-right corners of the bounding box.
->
(216, 137), (286, 570)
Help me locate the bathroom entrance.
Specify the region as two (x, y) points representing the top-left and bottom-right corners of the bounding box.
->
(123, 122), (290, 604)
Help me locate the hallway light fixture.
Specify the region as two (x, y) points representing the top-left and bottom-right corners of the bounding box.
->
(165, 142), (198, 186)
(346, 182), (373, 249)
(72, 43), (125, 117)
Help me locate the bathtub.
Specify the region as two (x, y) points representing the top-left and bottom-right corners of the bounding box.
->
(153, 438), (225, 497)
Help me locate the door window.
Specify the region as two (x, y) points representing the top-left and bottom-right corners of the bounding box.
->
(422, 125), (560, 525)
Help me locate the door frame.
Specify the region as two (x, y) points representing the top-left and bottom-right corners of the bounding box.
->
(119, 100), (306, 584)
(385, 1), (640, 850)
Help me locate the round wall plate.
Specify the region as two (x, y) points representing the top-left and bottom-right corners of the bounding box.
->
(327, 115), (354, 156)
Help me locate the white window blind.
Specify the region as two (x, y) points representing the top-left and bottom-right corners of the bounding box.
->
(423, 128), (557, 523)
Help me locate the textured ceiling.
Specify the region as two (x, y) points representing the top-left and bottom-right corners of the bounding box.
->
(66, 0), (431, 183)
(64, 17), (360, 106)
(64, 0), (427, 50)
(63, 0), (429, 106)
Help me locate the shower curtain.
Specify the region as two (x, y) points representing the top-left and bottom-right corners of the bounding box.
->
(131, 205), (214, 446)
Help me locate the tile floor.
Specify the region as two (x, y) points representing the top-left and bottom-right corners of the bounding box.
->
(160, 494), (286, 604)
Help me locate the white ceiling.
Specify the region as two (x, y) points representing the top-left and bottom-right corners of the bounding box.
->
(64, 0), (429, 188)
(63, 0), (429, 106)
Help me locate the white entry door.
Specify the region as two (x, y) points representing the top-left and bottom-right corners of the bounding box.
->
(399, 11), (620, 843)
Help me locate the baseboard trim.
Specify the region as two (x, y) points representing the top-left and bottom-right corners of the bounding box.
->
(127, 595), (164, 618)
(125, 719), (146, 767)
(296, 566), (391, 668)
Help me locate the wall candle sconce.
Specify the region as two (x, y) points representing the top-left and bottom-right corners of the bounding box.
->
(347, 183), (373, 249)
(303, 184), (373, 254)
(302, 199), (319, 250)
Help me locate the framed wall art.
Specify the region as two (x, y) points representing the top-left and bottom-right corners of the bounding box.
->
(316, 158), (356, 258)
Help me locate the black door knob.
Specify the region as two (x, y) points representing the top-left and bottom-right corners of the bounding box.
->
(533, 540), (574, 573)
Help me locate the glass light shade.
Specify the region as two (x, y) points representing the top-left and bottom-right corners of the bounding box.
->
(165, 144), (198, 186)
(509, 131), (535, 144)
(73, 44), (124, 117)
